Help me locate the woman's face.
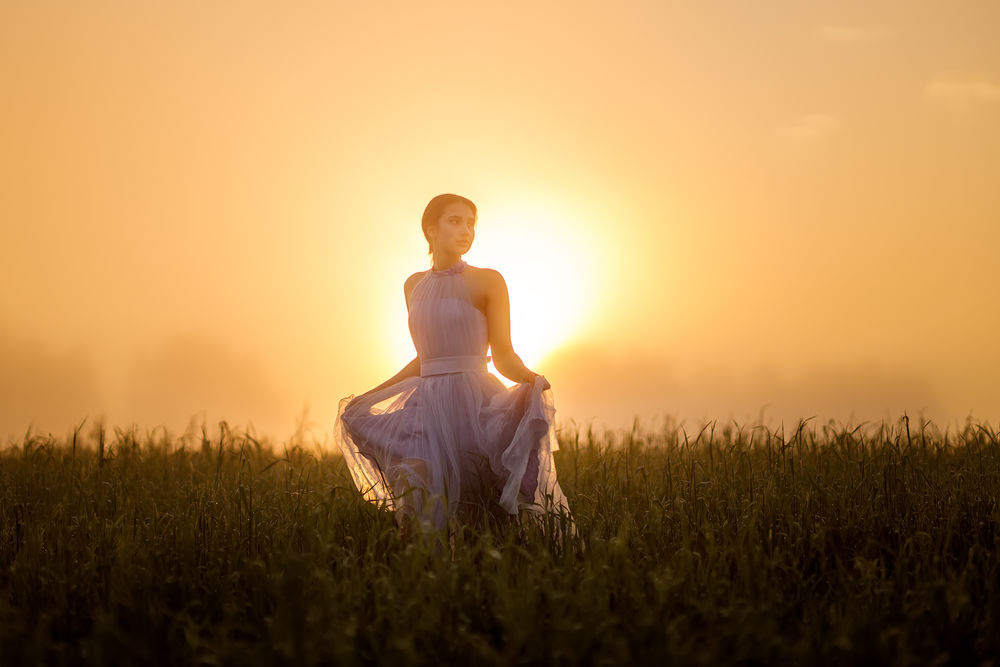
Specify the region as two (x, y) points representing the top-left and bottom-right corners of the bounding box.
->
(430, 201), (476, 255)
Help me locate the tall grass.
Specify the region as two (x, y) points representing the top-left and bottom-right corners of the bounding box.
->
(1, 416), (998, 665)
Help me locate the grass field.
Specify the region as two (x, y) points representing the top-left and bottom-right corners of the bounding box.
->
(1, 416), (998, 665)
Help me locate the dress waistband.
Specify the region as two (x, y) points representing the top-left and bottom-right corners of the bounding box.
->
(420, 355), (488, 377)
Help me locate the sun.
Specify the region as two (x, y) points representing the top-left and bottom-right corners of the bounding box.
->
(465, 198), (594, 382)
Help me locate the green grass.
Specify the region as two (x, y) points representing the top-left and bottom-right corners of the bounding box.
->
(1, 416), (998, 665)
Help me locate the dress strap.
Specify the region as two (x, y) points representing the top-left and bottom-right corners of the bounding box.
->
(420, 354), (488, 377)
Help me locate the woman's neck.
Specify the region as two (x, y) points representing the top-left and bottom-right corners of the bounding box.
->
(431, 251), (462, 272)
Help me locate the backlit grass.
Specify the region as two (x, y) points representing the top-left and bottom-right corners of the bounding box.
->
(1, 416), (998, 665)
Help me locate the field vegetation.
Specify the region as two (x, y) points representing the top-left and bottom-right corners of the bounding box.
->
(1, 415), (998, 665)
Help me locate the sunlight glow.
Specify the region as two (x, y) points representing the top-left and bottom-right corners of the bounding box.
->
(378, 196), (598, 386)
(467, 197), (595, 379)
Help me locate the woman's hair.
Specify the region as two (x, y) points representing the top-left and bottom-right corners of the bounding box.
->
(421, 193), (478, 254)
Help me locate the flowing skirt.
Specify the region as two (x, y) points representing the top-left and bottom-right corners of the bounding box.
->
(335, 372), (570, 531)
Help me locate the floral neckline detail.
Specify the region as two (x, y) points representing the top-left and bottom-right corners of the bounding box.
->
(430, 260), (467, 276)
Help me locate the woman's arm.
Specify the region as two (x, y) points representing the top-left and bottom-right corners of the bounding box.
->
(484, 269), (538, 384)
(358, 356), (420, 399)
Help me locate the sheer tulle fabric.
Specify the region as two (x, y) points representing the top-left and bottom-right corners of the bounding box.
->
(334, 261), (571, 531)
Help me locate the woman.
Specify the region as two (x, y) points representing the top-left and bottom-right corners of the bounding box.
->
(334, 193), (571, 535)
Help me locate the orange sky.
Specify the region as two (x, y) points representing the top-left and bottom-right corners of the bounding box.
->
(2, 1), (998, 443)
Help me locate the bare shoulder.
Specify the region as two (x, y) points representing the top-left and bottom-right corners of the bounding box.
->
(465, 265), (505, 289)
(405, 270), (428, 288)
(464, 266), (507, 312)
(404, 270), (428, 301)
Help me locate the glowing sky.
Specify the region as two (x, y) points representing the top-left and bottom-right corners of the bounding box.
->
(2, 1), (998, 442)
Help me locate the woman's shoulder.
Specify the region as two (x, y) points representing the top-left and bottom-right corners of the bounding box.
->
(405, 269), (429, 286)
(403, 269), (429, 301)
(464, 264), (504, 284)
(463, 265), (507, 303)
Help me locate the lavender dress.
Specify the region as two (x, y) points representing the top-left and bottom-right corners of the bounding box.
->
(334, 260), (570, 530)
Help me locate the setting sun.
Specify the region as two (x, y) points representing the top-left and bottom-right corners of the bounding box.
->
(468, 198), (595, 373)
(381, 196), (598, 387)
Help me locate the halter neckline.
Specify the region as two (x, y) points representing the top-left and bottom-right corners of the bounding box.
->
(430, 260), (467, 276)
